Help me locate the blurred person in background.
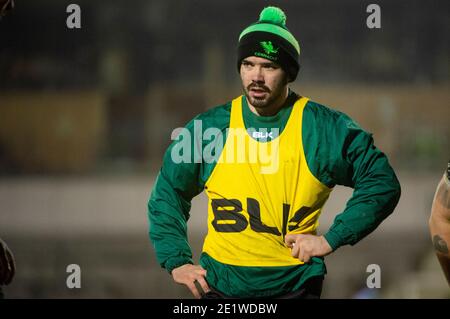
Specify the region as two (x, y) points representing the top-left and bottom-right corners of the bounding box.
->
(0, 238), (16, 299)
(0, 0), (16, 300)
(429, 162), (450, 286)
(148, 6), (401, 299)
(0, 0), (14, 19)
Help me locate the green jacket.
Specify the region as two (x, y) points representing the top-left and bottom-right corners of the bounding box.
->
(148, 91), (401, 297)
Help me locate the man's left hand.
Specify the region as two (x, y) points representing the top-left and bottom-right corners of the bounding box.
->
(285, 234), (333, 263)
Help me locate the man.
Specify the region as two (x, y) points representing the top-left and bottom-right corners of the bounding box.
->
(429, 162), (450, 285)
(148, 6), (401, 298)
(0, 238), (15, 299)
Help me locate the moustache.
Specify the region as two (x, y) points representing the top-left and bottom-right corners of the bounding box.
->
(247, 83), (270, 93)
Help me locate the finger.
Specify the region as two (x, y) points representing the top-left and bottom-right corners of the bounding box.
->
(302, 252), (311, 263)
(291, 242), (300, 258)
(284, 234), (297, 246)
(195, 276), (210, 295)
(4, 248), (15, 285)
(186, 281), (201, 299)
(298, 250), (305, 263)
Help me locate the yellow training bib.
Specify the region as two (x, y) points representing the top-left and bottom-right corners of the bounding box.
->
(203, 96), (332, 266)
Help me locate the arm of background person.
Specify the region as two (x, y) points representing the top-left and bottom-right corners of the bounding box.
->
(428, 167), (450, 285)
(0, 237), (15, 286)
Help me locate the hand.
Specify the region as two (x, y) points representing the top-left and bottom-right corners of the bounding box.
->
(285, 234), (333, 263)
(0, 238), (15, 285)
(171, 264), (210, 299)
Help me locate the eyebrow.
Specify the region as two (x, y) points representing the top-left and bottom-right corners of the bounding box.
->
(261, 62), (279, 68)
(242, 60), (279, 68)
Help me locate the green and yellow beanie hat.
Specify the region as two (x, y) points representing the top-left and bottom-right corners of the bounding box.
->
(237, 6), (300, 82)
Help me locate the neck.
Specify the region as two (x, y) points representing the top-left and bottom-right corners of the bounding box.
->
(247, 87), (289, 116)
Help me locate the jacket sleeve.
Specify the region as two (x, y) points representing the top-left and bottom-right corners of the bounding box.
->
(148, 116), (204, 273)
(148, 103), (231, 273)
(320, 111), (401, 251)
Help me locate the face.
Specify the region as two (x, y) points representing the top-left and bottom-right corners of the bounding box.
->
(240, 56), (289, 109)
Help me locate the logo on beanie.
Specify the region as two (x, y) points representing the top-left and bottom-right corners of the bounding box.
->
(254, 41), (279, 61)
(260, 41), (279, 55)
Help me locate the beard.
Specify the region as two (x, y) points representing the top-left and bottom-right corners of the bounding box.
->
(243, 81), (286, 109)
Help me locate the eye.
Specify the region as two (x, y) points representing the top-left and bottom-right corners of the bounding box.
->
(264, 64), (278, 70)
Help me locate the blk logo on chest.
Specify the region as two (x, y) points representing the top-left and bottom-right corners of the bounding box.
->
(251, 130), (275, 139)
(211, 197), (313, 237)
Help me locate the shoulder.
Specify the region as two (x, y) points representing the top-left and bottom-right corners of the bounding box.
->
(301, 99), (372, 187)
(303, 99), (361, 130)
(186, 101), (232, 131)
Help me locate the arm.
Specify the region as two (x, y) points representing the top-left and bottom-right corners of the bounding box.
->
(320, 111), (401, 251)
(148, 165), (196, 272)
(148, 104), (231, 297)
(148, 115), (205, 271)
(428, 168), (450, 285)
(285, 103), (400, 260)
(0, 237), (15, 286)
(148, 116), (210, 297)
(149, 160), (211, 298)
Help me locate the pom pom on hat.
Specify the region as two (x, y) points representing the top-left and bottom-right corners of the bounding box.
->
(259, 6), (287, 27)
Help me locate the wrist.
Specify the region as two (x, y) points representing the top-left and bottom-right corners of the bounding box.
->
(165, 257), (193, 274)
(320, 235), (333, 253)
(323, 230), (344, 251)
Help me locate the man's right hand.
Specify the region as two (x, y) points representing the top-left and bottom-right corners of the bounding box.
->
(171, 264), (210, 298)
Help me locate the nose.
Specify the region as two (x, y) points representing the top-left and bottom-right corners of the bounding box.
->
(251, 66), (264, 83)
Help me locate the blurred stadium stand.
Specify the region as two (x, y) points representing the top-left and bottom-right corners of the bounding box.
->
(0, 0), (448, 174)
